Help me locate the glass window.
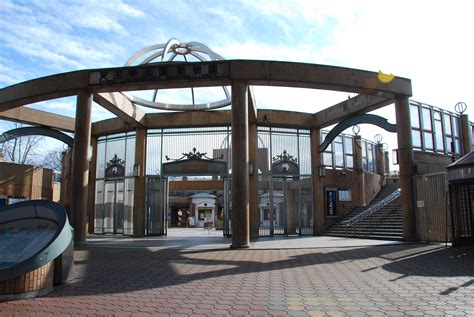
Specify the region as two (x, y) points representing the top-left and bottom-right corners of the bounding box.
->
(453, 117), (460, 137)
(455, 139), (461, 154)
(444, 113), (452, 135)
(423, 132), (434, 150)
(334, 138), (344, 167)
(446, 136), (453, 153)
(323, 152), (333, 167)
(422, 108), (432, 130)
(346, 156), (354, 169)
(367, 144), (374, 172)
(412, 130), (422, 148)
(435, 120), (444, 152)
(339, 189), (352, 201)
(96, 141), (106, 178)
(410, 104), (420, 128)
(344, 136), (353, 154)
(362, 141), (368, 171)
(125, 135), (136, 176)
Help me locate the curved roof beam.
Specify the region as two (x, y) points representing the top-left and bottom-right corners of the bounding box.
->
(0, 60), (412, 113)
(0, 126), (74, 147)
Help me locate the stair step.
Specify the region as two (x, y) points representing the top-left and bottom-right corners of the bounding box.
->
(324, 182), (403, 241)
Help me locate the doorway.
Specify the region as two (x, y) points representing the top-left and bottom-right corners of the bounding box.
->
(102, 180), (125, 234)
(146, 176), (231, 237)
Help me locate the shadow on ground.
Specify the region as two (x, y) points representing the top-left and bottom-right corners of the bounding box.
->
(47, 242), (474, 298)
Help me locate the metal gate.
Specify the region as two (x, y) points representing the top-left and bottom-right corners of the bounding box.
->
(94, 179), (126, 234)
(146, 176), (168, 236)
(258, 175), (312, 237)
(414, 172), (451, 242)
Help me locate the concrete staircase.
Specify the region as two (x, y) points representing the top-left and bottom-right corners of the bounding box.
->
(324, 182), (403, 240)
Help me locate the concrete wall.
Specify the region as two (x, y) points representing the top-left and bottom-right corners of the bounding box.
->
(413, 151), (453, 175)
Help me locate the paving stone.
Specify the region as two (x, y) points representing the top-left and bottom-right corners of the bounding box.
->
(0, 242), (473, 316)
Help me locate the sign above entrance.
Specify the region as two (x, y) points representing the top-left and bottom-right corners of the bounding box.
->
(89, 61), (230, 86)
(105, 154), (125, 178)
(271, 150), (299, 176)
(162, 148), (227, 176)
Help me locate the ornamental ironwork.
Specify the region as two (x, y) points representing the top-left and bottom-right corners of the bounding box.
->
(272, 150), (297, 163)
(166, 147), (223, 162)
(105, 154), (125, 178)
(106, 154), (125, 168)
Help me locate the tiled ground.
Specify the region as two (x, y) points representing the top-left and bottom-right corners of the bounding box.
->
(1, 240), (473, 316)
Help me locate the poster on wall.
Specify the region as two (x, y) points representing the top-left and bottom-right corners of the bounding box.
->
(326, 189), (337, 217)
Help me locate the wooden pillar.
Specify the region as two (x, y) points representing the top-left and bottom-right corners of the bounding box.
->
(353, 135), (366, 206)
(133, 128), (147, 237)
(71, 91), (92, 244)
(231, 81), (250, 248)
(460, 114), (472, 155)
(377, 143), (386, 186)
(395, 95), (417, 241)
(311, 128), (325, 234)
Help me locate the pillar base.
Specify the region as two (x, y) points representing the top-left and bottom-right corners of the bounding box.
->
(230, 244), (251, 249)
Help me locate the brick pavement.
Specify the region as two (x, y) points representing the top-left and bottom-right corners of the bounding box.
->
(0, 242), (473, 316)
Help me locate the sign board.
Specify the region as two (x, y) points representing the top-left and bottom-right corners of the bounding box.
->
(162, 159), (227, 176)
(326, 189), (338, 217)
(0, 200), (73, 282)
(105, 154), (125, 178)
(89, 61), (230, 86)
(0, 219), (57, 270)
(271, 160), (299, 176)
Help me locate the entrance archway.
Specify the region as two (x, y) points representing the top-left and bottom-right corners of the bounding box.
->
(146, 147), (231, 237)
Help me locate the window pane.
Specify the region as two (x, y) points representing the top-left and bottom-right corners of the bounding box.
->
(412, 130), (421, 148)
(367, 145), (374, 172)
(453, 117), (460, 137)
(346, 156), (354, 169)
(444, 113), (452, 135)
(323, 152), (333, 166)
(410, 105), (420, 128)
(334, 142), (344, 167)
(446, 136), (453, 153)
(96, 142), (106, 178)
(423, 132), (434, 150)
(422, 108), (432, 130)
(344, 136), (353, 154)
(435, 121), (444, 151)
(455, 138), (461, 154)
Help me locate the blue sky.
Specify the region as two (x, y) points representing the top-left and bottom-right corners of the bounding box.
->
(1, 0), (474, 157)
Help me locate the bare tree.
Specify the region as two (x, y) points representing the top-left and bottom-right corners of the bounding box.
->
(1, 123), (44, 165)
(41, 148), (65, 171)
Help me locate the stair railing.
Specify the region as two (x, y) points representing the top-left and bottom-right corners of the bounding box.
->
(344, 189), (401, 237)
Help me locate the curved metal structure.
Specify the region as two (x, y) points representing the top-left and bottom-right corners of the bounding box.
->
(0, 127), (73, 147)
(318, 114), (397, 152)
(124, 38), (231, 111)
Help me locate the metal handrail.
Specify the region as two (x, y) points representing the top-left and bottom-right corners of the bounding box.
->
(343, 189), (401, 227)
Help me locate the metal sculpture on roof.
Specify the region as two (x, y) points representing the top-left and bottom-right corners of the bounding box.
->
(124, 38), (231, 111)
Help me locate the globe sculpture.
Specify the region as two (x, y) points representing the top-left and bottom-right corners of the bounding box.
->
(124, 38), (231, 111)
